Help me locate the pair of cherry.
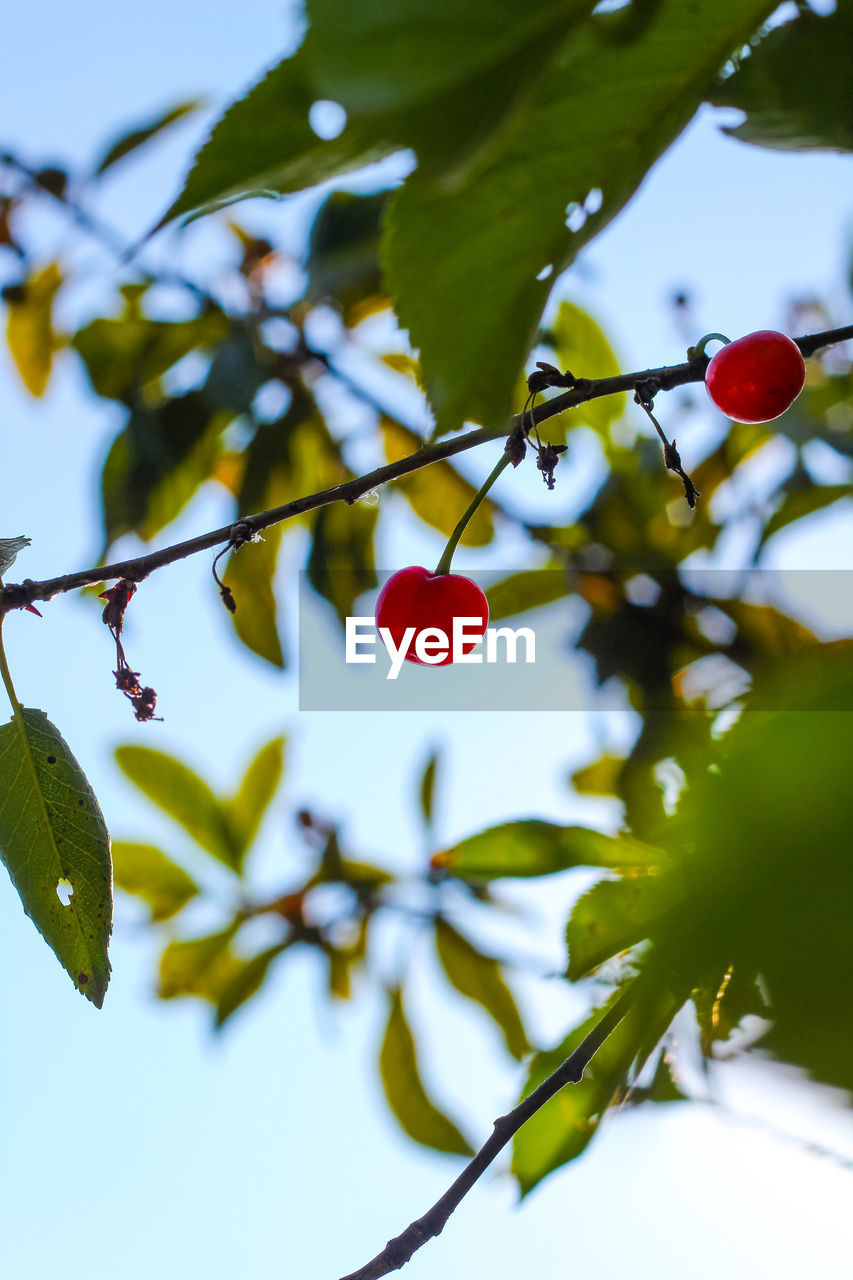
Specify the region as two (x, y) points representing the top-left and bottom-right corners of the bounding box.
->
(377, 330), (806, 668)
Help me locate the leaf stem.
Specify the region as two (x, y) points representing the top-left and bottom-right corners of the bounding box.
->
(0, 617), (26, 725)
(434, 451), (513, 576)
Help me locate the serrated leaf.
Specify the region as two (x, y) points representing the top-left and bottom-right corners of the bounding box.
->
(6, 262), (62, 397)
(307, 500), (378, 627)
(433, 819), (666, 879)
(435, 917), (529, 1059)
(549, 300), (624, 435)
(111, 841), (198, 922)
(382, 419), (495, 544)
(215, 942), (289, 1027)
(692, 966), (769, 1055)
(226, 735), (286, 860)
(222, 529), (285, 668)
(158, 926), (242, 1001)
(94, 100), (202, 175)
(0, 707), (111, 1005)
(159, 51), (394, 226)
(566, 870), (685, 980)
(709, 8), (853, 153)
(115, 745), (241, 870)
(512, 972), (685, 1194)
(380, 988), (474, 1157)
(385, 0), (777, 432)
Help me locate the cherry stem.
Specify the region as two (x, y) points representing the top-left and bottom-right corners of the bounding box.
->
(689, 332), (731, 361)
(434, 451), (513, 576)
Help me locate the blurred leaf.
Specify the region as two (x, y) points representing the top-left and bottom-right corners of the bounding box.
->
(222, 529), (285, 668)
(308, 856), (394, 891)
(306, 189), (389, 322)
(385, 0), (775, 432)
(379, 988), (473, 1157)
(115, 745), (241, 871)
(724, 599), (817, 659)
(111, 841), (199, 922)
(759, 483), (852, 549)
(6, 262), (62, 396)
(692, 967), (769, 1055)
(215, 942), (289, 1027)
(566, 870), (685, 980)
(204, 327), (270, 414)
(158, 926), (242, 1001)
(643, 1048), (688, 1103)
(549, 300), (624, 434)
(0, 708), (111, 1006)
(227, 735), (286, 860)
(382, 419), (495, 545)
(571, 754), (625, 797)
(307, 501), (378, 626)
(512, 972), (685, 1194)
(433, 819), (667, 879)
(486, 569), (570, 622)
(435, 917), (530, 1059)
(94, 100), (202, 175)
(101, 395), (228, 544)
(73, 306), (228, 401)
(709, 8), (853, 153)
(419, 748), (439, 827)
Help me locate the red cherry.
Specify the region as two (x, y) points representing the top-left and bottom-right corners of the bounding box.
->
(375, 566), (489, 667)
(705, 330), (805, 424)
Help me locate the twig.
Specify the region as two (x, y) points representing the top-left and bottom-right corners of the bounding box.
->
(337, 986), (635, 1280)
(1, 325), (850, 616)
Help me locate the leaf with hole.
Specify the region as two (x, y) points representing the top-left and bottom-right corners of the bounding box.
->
(0, 708), (112, 1005)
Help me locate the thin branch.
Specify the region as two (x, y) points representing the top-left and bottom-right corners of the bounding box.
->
(1, 325), (850, 616)
(338, 985), (636, 1280)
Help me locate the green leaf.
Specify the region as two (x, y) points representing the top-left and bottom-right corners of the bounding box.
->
(160, 51), (395, 226)
(307, 500), (378, 626)
(486, 569), (569, 623)
(305, 189), (389, 323)
(382, 419), (495, 544)
(435, 917), (530, 1059)
(215, 942), (289, 1028)
(570, 754), (625, 797)
(433, 819), (666, 879)
(549, 300), (625, 435)
(101, 395), (229, 545)
(0, 708), (111, 1005)
(158, 926), (242, 1001)
(759, 483), (852, 548)
(94, 100), (203, 175)
(380, 988), (474, 1157)
(73, 306), (228, 401)
(115, 745), (241, 871)
(6, 262), (62, 397)
(419, 748), (439, 827)
(384, 0), (777, 431)
(566, 870), (685, 980)
(226, 735), (286, 861)
(709, 8), (853, 153)
(222, 529), (285, 668)
(692, 966), (769, 1055)
(111, 841), (199, 922)
(512, 973), (685, 1194)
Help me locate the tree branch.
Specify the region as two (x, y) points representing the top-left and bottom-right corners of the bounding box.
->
(1, 324), (850, 616)
(338, 985), (636, 1280)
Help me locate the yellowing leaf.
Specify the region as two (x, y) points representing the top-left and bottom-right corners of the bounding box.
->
(6, 262), (62, 396)
(382, 419), (495, 545)
(550, 300), (624, 434)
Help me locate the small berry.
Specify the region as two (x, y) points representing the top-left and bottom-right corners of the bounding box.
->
(705, 330), (805, 424)
(375, 566), (488, 667)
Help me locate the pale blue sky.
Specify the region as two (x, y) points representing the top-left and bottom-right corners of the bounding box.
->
(1, 4), (852, 1279)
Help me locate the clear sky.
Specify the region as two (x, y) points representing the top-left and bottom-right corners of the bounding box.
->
(1, 4), (852, 1279)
